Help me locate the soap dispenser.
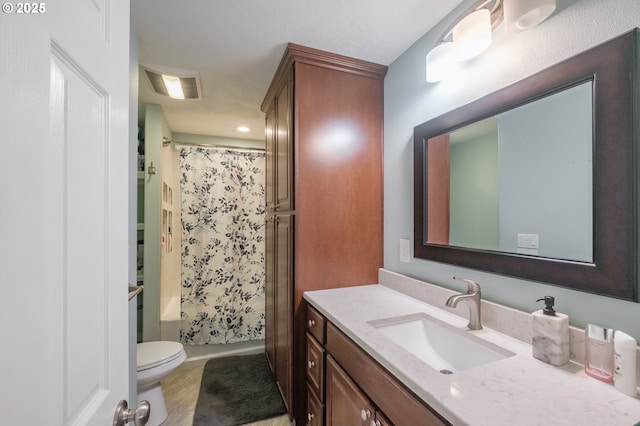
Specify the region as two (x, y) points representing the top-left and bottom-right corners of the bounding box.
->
(585, 324), (614, 383)
(532, 296), (570, 366)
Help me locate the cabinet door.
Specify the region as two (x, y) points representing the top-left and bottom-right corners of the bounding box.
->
(275, 214), (294, 411)
(275, 78), (293, 211)
(307, 383), (324, 426)
(264, 215), (276, 372)
(306, 333), (324, 397)
(326, 356), (375, 426)
(265, 102), (276, 209)
(373, 412), (392, 426)
(265, 103), (277, 372)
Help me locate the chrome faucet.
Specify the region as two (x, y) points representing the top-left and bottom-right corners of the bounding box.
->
(445, 277), (482, 330)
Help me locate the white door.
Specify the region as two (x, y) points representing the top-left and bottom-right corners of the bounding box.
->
(0, 0), (132, 424)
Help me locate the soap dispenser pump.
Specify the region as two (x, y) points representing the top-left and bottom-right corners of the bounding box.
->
(538, 296), (556, 315)
(532, 296), (570, 366)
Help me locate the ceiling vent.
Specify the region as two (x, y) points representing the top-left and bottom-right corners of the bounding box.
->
(143, 67), (202, 100)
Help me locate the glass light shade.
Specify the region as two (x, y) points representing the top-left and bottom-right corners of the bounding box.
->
(504, 0), (556, 34)
(426, 42), (458, 82)
(452, 9), (492, 61)
(161, 75), (185, 99)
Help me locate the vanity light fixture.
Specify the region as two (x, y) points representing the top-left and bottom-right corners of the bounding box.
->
(426, 42), (459, 83)
(426, 0), (556, 83)
(504, 0), (556, 33)
(452, 8), (492, 61)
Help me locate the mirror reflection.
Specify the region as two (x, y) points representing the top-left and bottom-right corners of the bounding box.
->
(426, 82), (593, 262)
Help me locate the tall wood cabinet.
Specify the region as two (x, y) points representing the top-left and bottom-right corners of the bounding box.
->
(261, 43), (387, 424)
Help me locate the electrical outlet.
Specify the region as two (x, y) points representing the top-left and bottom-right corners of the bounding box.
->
(517, 233), (539, 249)
(399, 239), (411, 263)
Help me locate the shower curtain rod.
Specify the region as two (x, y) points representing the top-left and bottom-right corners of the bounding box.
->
(172, 140), (265, 152)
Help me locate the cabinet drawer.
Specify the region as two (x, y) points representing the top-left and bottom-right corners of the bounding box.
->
(306, 332), (325, 397)
(306, 305), (326, 343)
(307, 383), (324, 426)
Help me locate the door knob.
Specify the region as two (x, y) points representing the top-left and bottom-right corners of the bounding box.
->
(113, 399), (151, 426)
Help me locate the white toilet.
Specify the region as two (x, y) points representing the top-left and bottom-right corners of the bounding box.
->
(137, 341), (187, 426)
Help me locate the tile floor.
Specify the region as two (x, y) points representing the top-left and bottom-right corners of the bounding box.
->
(162, 357), (292, 426)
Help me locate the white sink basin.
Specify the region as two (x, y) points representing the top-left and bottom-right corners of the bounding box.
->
(370, 313), (514, 374)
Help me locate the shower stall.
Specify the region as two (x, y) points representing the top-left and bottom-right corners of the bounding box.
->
(139, 103), (266, 360)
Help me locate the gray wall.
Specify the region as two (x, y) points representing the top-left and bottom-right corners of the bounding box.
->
(383, 0), (640, 339)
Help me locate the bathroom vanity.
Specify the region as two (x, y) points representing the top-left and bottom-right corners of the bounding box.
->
(304, 269), (640, 425)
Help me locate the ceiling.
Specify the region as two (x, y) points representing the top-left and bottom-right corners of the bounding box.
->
(131, 0), (463, 141)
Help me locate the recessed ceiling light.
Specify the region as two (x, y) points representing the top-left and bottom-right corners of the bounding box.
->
(236, 126), (250, 133)
(142, 66), (202, 99)
(161, 75), (185, 99)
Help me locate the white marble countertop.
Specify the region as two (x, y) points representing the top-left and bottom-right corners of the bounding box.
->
(304, 282), (640, 425)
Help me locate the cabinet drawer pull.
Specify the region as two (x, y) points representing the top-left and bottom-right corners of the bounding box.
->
(308, 319), (316, 328)
(308, 360), (315, 369)
(308, 412), (315, 421)
(360, 409), (371, 421)
(371, 421), (381, 426)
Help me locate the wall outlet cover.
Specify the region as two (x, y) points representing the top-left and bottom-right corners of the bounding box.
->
(399, 239), (411, 263)
(517, 233), (539, 249)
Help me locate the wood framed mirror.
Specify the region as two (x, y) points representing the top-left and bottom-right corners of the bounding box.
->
(414, 29), (639, 301)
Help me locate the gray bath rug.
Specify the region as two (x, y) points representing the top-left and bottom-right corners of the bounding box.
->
(192, 353), (287, 426)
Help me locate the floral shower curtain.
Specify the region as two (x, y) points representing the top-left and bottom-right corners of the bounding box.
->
(180, 147), (266, 345)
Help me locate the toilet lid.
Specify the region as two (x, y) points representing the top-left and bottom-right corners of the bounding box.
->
(137, 341), (185, 371)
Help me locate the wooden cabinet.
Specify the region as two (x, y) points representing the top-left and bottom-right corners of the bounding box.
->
(274, 78), (292, 212)
(262, 43), (386, 424)
(326, 355), (375, 426)
(306, 305), (451, 426)
(306, 304), (326, 343)
(305, 306), (326, 425)
(375, 412), (392, 426)
(307, 383), (324, 426)
(306, 333), (324, 396)
(264, 74), (294, 408)
(265, 210), (294, 408)
(325, 358), (391, 426)
(264, 79), (276, 372)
